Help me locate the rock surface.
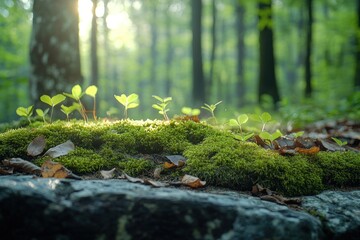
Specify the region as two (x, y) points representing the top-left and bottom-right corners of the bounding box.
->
(0, 176), (358, 239)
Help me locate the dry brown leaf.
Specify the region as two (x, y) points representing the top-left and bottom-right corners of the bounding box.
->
(27, 135), (46, 157)
(164, 162), (176, 169)
(0, 166), (14, 175)
(44, 140), (75, 158)
(41, 160), (81, 179)
(295, 146), (320, 155)
(165, 155), (186, 167)
(144, 179), (168, 188)
(124, 173), (144, 183)
(181, 174), (206, 188)
(100, 168), (116, 179)
(2, 158), (41, 175)
(317, 139), (345, 151)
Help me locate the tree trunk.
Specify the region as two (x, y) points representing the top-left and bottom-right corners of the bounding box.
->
(304, 0), (313, 98)
(208, 0), (217, 99)
(91, 0), (98, 87)
(258, 0), (280, 108)
(165, 4), (174, 97)
(235, 1), (246, 107)
(150, 4), (158, 94)
(355, 0), (360, 89)
(30, 0), (82, 107)
(191, 0), (205, 106)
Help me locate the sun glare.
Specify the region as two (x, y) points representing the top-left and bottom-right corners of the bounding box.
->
(78, 0), (135, 49)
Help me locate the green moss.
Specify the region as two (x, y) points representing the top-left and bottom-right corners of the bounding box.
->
(0, 128), (38, 159)
(118, 158), (154, 176)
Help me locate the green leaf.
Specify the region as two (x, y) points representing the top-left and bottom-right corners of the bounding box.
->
(16, 107), (28, 117)
(293, 131), (304, 138)
(152, 104), (163, 111)
(182, 107), (192, 115)
(237, 114), (249, 125)
(261, 112), (272, 122)
(152, 95), (163, 102)
(127, 93), (139, 103)
(331, 137), (347, 146)
(191, 109), (200, 116)
(273, 130), (283, 140)
(63, 93), (77, 100)
(85, 85), (98, 97)
(127, 102), (139, 109)
(163, 97), (172, 103)
(229, 119), (239, 127)
(72, 84), (82, 99)
(243, 132), (254, 141)
(52, 94), (66, 106)
(36, 109), (44, 117)
(40, 95), (52, 106)
(250, 114), (262, 122)
(114, 94), (127, 106)
(259, 131), (272, 141)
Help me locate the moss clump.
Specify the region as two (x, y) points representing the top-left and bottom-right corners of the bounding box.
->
(118, 158), (154, 176)
(183, 135), (324, 196)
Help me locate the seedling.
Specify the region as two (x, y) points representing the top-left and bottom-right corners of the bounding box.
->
(61, 103), (81, 121)
(234, 132), (254, 142)
(63, 85), (87, 121)
(293, 131), (304, 138)
(331, 137), (347, 147)
(40, 94), (66, 123)
(181, 107), (200, 116)
(259, 129), (283, 148)
(229, 114), (249, 134)
(114, 93), (139, 119)
(16, 105), (34, 123)
(251, 112), (272, 132)
(36, 108), (49, 123)
(201, 101), (222, 123)
(152, 95), (172, 120)
(85, 85), (98, 120)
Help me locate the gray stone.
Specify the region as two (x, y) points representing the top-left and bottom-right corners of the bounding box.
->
(303, 190), (360, 240)
(0, 175), (338, 239)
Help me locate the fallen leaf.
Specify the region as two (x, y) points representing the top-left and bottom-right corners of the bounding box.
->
(153, 166), (163, 179)
(144, 179), (169, 187)
(260, 195), (286, 205)
(27, 135), (46, 157)
(123, 173), (144, 183)
(41, 160), (81, 179)
(2, 158), (41, 175)
(100, 168), (116, 179)
(295, 146), (320, 155)
(317, 139), (345, 151)
(164, 162), (176, 169)
(181, 174), (206, 188)
(165, 155), (186, 167)
(278, 148), (297, 156)
(251, 184), (273, 196)
(294, 137), (316, 149)
(44, 140), (75, 158)
(0, 166), (14, 175)
(252, 184), (302, 207)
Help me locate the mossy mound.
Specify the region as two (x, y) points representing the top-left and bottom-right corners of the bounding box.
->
(0, 119), (359, 196)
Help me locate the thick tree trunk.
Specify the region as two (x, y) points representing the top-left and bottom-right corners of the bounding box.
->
(258, 0), (280, 108)
(30, 0), (82, 107)
(355, 0), (360, 89)
(304, 0), (313, 98)
(235, 1), (246, 107)
(208, 0), (217, 99)
(90, 0), (99, 87)
(191, 0), (205, 106)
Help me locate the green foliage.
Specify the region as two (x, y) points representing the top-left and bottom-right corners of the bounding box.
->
(229, 114), (249, 133)
(36, 108), (49, 123)
(16, 105), (33, 123)
(118, 158), (154, 176)
(114, 93), (140, 119)
(251, 112), (272, 131)
(331, 137), (347, 147)
(201, 101), (222, 123)
(85, 85), (98, 120)
(63, 85), (87, 121)
(40, 94), (66, 123)
(61, 103), (81, 121)
(181, 107), (200, 116)
(152, 95), (172, 120)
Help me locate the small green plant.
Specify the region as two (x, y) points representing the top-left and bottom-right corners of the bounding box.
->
(331, 137), (347, 147)
(292, 131), (304, 138)
(63, 84), (87, 121)
(259, 129), (283, 148)
(152, 95), (172, 120)
(36, 108), (49, 123)
(234, 132), (254, 142)
(85, 85), (98, 120)
(61, 103), (81, 121)
(229, 114), (249, 134)
(16, 105), (34, 123)
(201, 101), (222, 123)
(40, 94), (66, 123)
(181, 107), (200, 116)
(114, 93), (139, 119)
(252, 112), (272, 131)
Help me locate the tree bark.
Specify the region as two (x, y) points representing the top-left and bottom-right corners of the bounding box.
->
(208, 0), (217, 99)
(165, 4), (174, 97)
(304, 0), (313, 98)
(150, 3), (158, 94)
(258, 0), (280, 108)
(235, 1), (246, 107)
(90, 0), (99, 88)
(191, 0), (205, 106)
(355, 0), (360, 89)
(30, 0), (82, 107)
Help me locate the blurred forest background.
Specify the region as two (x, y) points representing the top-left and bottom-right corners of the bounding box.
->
(0, 0), (359, 124)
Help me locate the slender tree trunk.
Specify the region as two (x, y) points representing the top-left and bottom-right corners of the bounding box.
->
(235, 1), (246, 107)
(355, 0), (360, 89)
(30, 0), (82, 108)
(304, 0), (313, 98)
(150, 4), (158, 94)
(165, 4), (174, 97)
(91, 0), (99, 87)
(258, 0), (280, 108)
(208, 0), (217, 99)
(191, 0), (205, 106)
(102, 0), (112, 104)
